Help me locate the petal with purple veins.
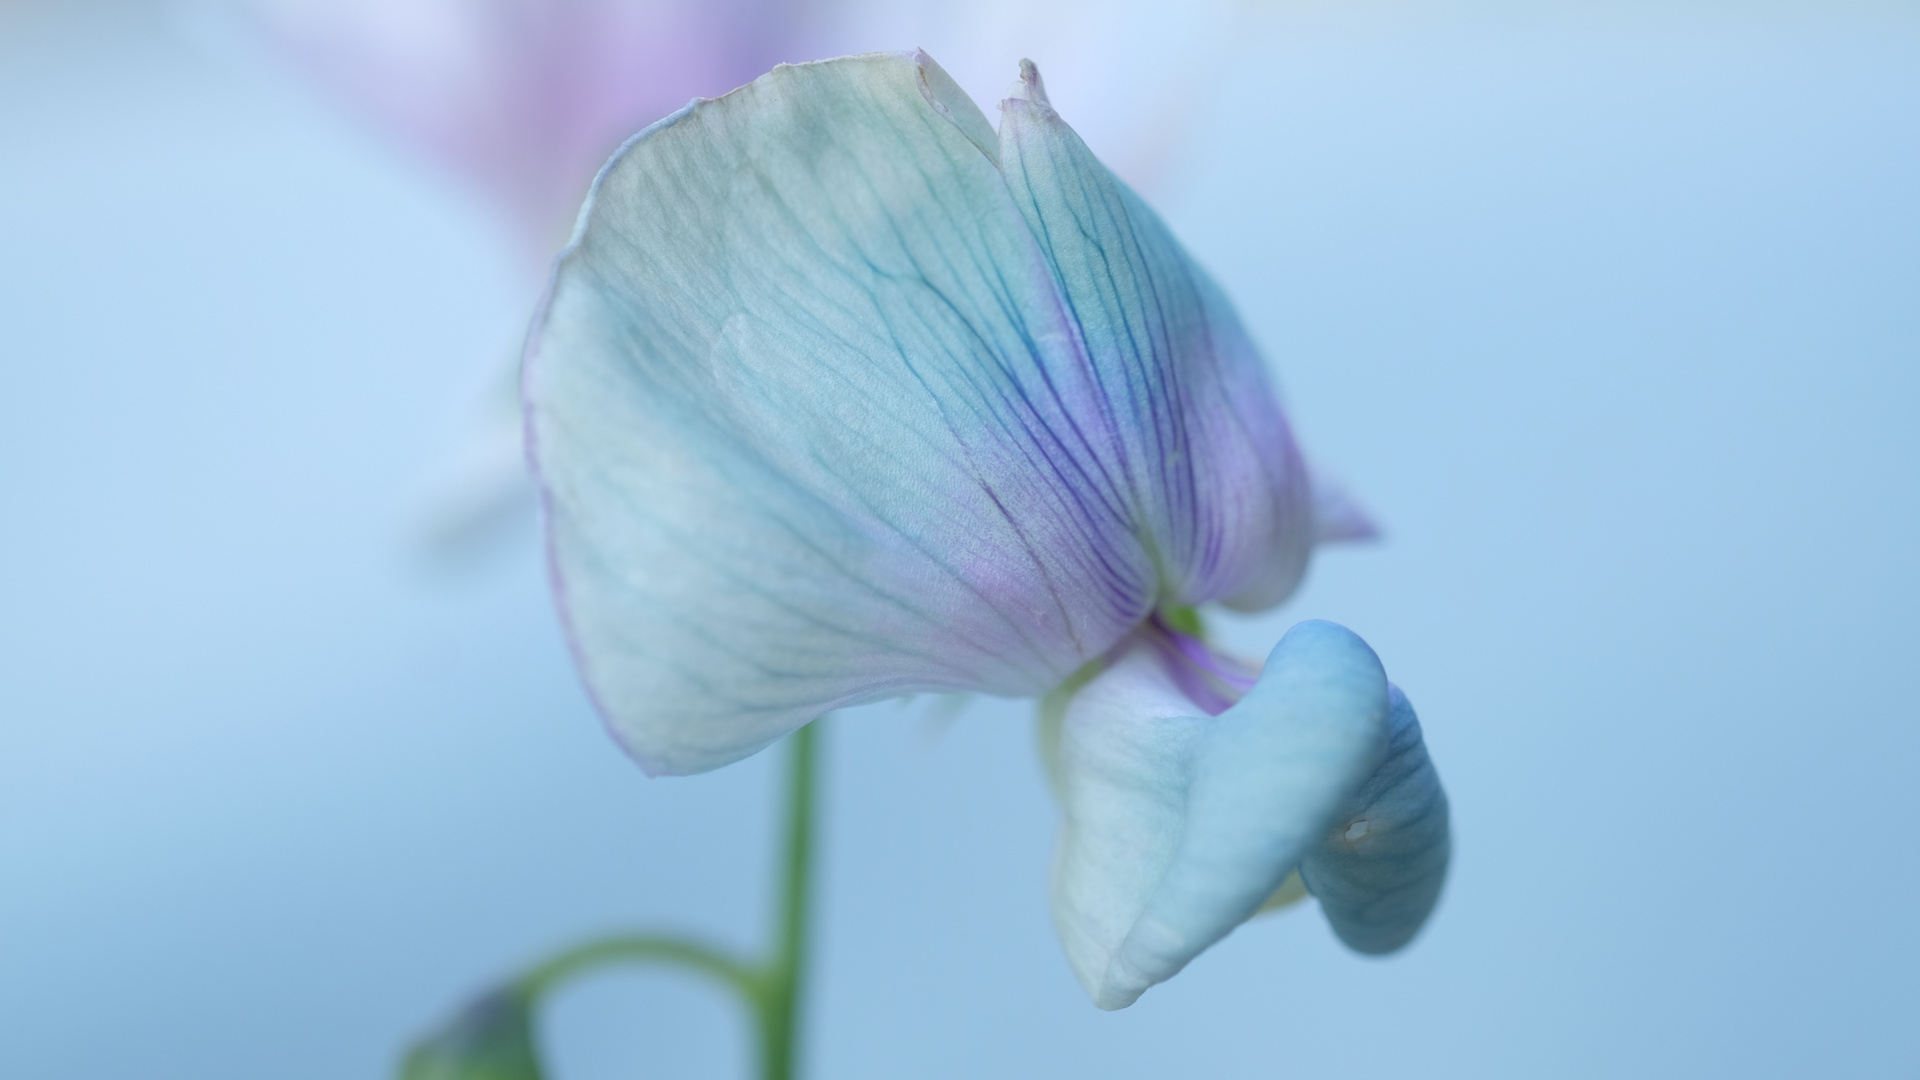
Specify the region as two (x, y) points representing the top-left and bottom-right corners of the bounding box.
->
(995, 61), (1316, 612)
(528, 53), (1156, 774)
(526, 52), (1332, 776)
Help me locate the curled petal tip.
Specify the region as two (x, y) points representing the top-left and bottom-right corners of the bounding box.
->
(908, 49), (999, 163)
(1009, 57), (1051, 107)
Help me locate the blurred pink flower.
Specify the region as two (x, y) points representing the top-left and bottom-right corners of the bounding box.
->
(257, 0), (811, 257)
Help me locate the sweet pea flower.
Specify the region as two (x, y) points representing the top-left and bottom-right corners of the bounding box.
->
(399, 988), (541, 1080)
(524, 51), (1449, 1007)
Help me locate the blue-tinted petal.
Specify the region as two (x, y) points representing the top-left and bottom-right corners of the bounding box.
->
(996, 62), (1316, 612)
(527, 52), (1158, 774)
(1300, 685), (1450, 953)
(1050, 620), (1390, 1009)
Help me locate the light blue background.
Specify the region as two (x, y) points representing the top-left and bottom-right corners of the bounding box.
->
(2, 2), (1916, 1077)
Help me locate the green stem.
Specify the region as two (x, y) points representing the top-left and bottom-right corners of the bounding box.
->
(755, 721), (819, 1080)
(517, 934), (758, 1002)
(480, 723), (822, 1079)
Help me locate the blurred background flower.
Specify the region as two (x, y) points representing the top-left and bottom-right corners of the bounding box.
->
(2, 1), (1917, 1077)
(246, 0), (1256, 261)
(250, 0), (813, 263)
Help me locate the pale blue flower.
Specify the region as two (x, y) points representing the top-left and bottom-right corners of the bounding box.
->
(524, 50), (1447, 1007)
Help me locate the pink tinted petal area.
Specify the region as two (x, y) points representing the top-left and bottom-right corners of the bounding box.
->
(256, 0), (806, 247)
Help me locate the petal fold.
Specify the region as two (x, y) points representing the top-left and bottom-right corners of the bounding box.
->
(1051, 620), (1392, 1009)
(1299, 685), (1451, 953)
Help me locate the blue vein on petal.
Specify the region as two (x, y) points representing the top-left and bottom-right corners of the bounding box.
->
(574, 99), (1146, 692)
(999, 102), (1220, 593)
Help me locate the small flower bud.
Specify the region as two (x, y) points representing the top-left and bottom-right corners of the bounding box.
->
(399, 988), (543, 1080)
